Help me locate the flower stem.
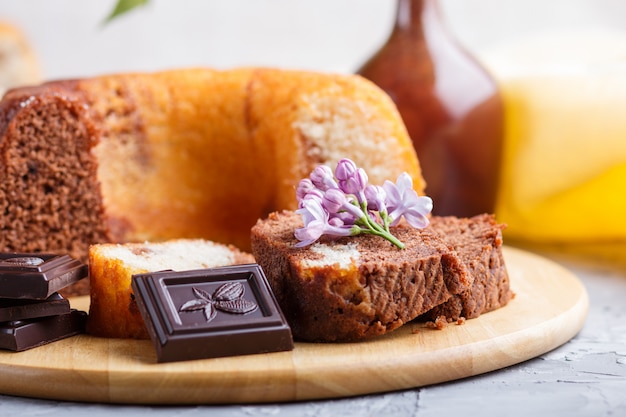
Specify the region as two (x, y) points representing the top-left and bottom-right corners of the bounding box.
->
(359, 227), (405, 249)
(354, 202), (405, 249)
(359, 202), (386, 234)
(380, 211), (391, 233)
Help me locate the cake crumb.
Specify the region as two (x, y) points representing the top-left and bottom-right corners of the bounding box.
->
(425, 315), (449, 330)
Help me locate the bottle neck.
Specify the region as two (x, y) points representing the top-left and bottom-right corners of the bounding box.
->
(395, 0), (441, 32)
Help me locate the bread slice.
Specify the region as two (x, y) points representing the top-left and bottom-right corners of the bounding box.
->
(421, 214), (513, 323)
(86, 239), (255, 339)
(250, 211), (472, 342)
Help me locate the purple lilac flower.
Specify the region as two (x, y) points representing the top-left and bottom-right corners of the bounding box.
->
(332, 211), (357, 226)
(335, 159), (368, 204)
(296, 178), (316, 202)
(322, 188), (366, 220)
(364, 185), (387, 214)
(294, 198), (355, 247)
(293, 158), (432, 249)
(328, 217), (345, 227)
(342, 168), (368, 203)
(334, 158), (357, 182)
(310, 165), (338, 191)
(383, 172), (433, 228)
(298, 188), (324, 209)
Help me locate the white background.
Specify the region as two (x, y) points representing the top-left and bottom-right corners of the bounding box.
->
(1, 0), (625, 81)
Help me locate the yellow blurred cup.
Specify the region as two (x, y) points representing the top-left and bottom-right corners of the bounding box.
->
(485, 30), (626, 245)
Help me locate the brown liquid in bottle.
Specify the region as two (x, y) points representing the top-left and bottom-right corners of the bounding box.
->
(357, 0), (503, 217)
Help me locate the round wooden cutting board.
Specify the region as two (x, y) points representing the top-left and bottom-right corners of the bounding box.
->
(0, 247), (588, 404)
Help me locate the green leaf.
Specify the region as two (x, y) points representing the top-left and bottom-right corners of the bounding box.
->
(103, 0), (150, 23)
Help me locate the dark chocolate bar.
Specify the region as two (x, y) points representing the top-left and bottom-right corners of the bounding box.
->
(0, 309), (87, 352)
(0, 253), (88, 299)
(0, 293), (71, 322)
(131, 264), (294, 363)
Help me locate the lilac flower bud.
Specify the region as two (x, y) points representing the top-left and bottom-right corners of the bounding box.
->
(334, 158), (357, 181)
(322, 188), (347, 214)
(298, 188), (324, 209)
(332, 211), (357, 226)
(328, 216), (344, 227)
(310, 165), (337, 191)
(341, 167), (368, 196)
(296, 178), (315, 202)
(365, 184), (387, 213)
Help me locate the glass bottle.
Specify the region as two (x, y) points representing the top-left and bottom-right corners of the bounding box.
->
(357, 0), (504, 217)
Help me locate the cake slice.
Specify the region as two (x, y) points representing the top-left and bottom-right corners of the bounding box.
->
(250, 210), (472, 342)
(86, 239), (255, 339)
(421, 214), (513, 323)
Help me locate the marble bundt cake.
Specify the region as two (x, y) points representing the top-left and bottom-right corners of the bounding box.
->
(0, 67), (424, 296)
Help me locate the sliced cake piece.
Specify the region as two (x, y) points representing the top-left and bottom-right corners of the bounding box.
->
(421, 214), (513, 323)
(250, 210), (472, 342)
(87, 239), (255, 339)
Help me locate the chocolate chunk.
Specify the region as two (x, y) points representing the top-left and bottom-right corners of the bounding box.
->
(0, 309), (87, 351)
(0, 253), (87, 299)
(131, 264), (294, 363)
(0, 293), (71, 322)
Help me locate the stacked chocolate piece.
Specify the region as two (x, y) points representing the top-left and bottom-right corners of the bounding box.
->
(0, 253), (88, 351)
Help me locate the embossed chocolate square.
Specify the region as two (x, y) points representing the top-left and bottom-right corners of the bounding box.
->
(131, 264), (294, 363)
(0, 253), (88, 299)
